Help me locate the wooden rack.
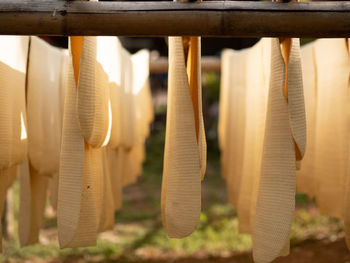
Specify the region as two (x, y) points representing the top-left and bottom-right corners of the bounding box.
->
(0, 0), (349, 37)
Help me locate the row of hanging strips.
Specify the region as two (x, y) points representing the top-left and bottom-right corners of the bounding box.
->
(219, 37), (350, 263)
(0, 34), (154, 250)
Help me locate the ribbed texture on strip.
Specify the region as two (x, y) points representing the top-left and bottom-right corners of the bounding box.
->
(253, 38), (306, 263)
(77, 37), (110, 148)
(27, 37), (66, 175)
(161, 37), (201, 238)
(0, 36), (29, 169)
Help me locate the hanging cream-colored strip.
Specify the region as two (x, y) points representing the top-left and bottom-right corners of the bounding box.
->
(237, 39), (270, 234)
(218, 49), (231, 180)
(108, 38), (123, 149)
(296, 42), (318, 198)
(312, 39), (349, 219)
(131, 49), (153, 142)
(0, 36), (29, 169)
(27, 37), (65, 175)
(221, 49), (247, 209)
(49, 50), (69, 211)
(253, 38), (306, 263)
(161, 36), (201, 238)
(57, 45), (98, 248)
(120, 48), (137, 149)
(187, 37), (207, 179)
(344, 37), (350, 249)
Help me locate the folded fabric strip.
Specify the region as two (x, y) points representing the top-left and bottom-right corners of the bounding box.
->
(58, 39), (99, 248)
(253, 38), (306, 263)
(161, 36), (203, 238)
(0, 36), (29, 169)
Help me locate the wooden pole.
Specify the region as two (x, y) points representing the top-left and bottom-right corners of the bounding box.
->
(0, 1), (349, 37)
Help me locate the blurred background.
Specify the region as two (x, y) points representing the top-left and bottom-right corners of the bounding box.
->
(1, 35), (348, 263)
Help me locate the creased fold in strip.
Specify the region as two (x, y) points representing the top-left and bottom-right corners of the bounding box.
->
(253, 38), (306, 263)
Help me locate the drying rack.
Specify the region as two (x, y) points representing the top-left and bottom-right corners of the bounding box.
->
(0, 0), (349, 37)
(1, 0), (349, 73)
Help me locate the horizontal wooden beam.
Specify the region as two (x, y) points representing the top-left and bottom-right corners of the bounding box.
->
(0, 1), (349, 37)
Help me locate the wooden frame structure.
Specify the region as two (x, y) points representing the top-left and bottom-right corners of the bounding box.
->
(0, 0), (349, 37)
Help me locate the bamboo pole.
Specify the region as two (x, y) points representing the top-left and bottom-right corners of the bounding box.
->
(0, 1), (349, 37)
